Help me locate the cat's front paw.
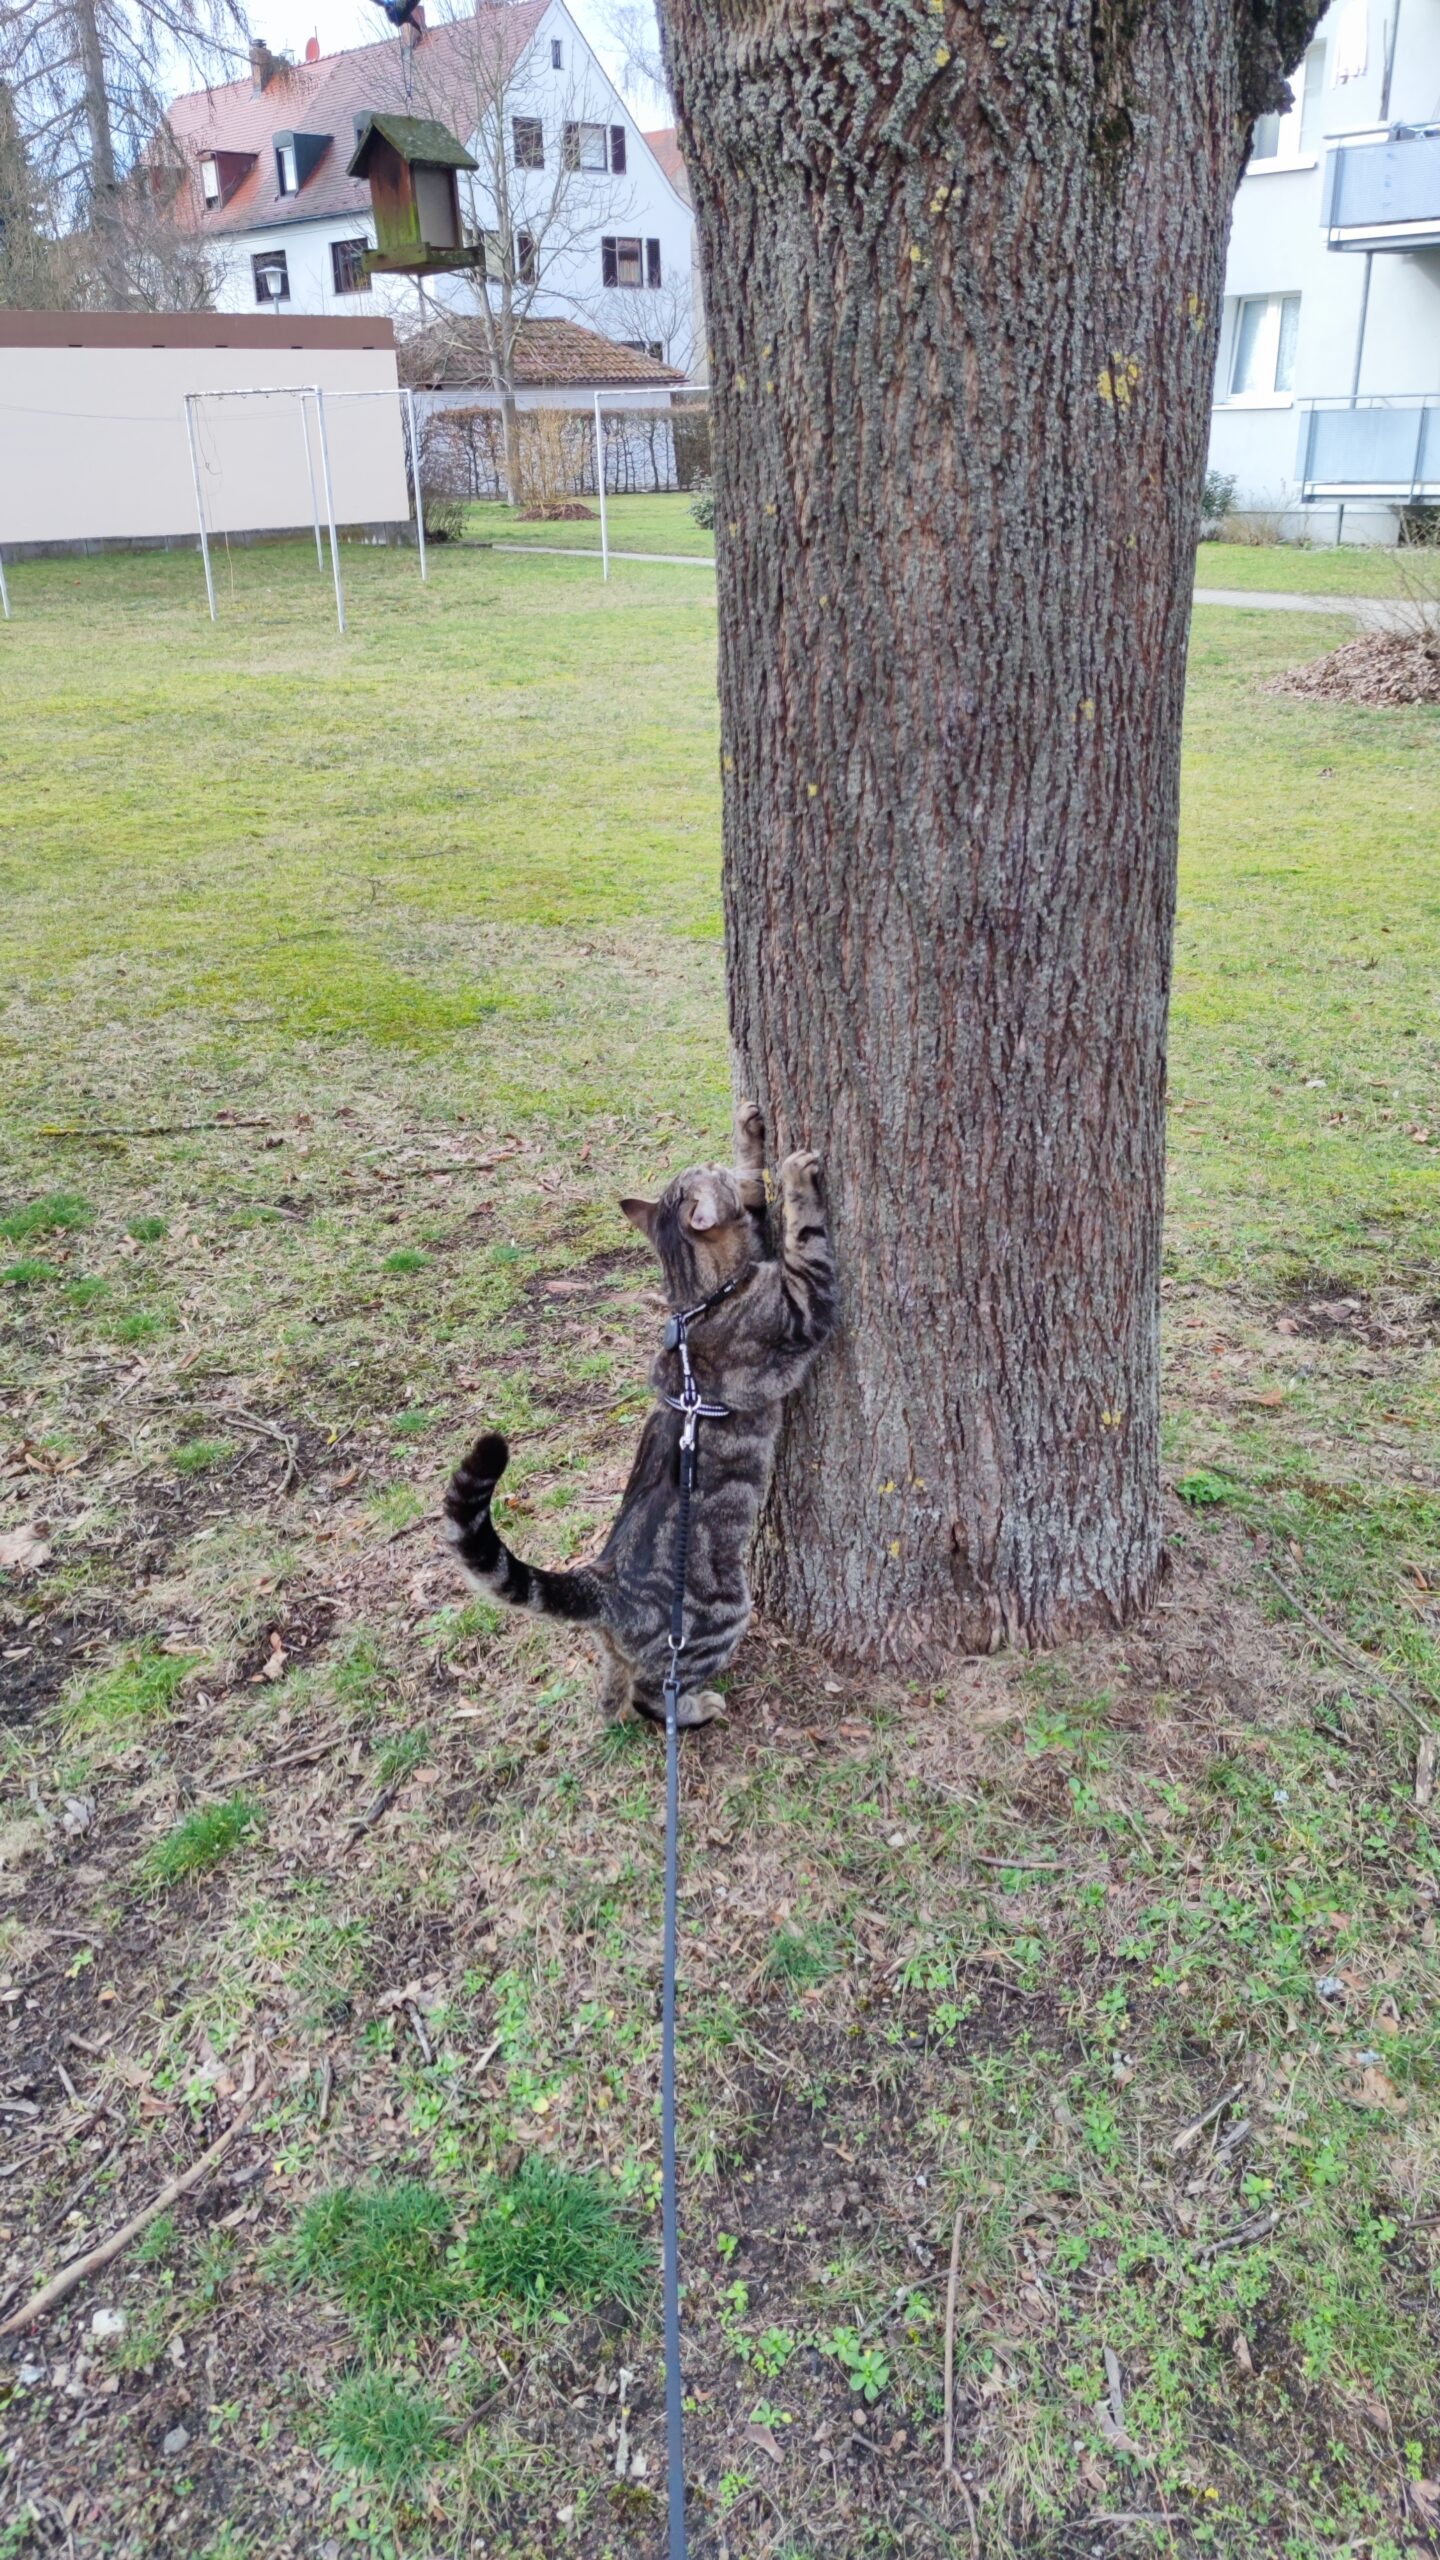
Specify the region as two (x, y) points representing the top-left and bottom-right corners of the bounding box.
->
(779, 1146), (823, 1197)
(736, 1098), (766, 1159)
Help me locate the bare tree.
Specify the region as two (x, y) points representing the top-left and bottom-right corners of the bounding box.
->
(588, 0), (668, 122)
(0, 0), (247, 303)
(414, 1), (637, 503)
(657, 0), (1322, 1663)
(592, 274), (694, 377)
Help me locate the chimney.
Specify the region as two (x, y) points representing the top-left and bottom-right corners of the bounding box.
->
(250, 38), (276, 92)
(304, 32), (319, 60)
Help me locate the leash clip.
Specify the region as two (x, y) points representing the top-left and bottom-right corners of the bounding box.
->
(662, 1297), (730, 1444)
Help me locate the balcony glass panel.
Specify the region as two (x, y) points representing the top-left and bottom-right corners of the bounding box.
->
(1303, 404), (1440, 490)
(1327, 128), (1440, 236)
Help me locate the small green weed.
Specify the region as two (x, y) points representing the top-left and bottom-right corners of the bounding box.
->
(322, 2372), (448, 2487)
(291, 2181), (458, 2341)
(134, 2211), (180, 2267)
(381, 1248), (429, 1275)
(127, 1216), (168, 1242)
(369, 1483), (428, 1535)
(65, 1277), (108, 1308)
(766, 1925), (840, 1988)
(330, 1630), (393, 1715)
(461, 2159), (650, 2315)
(2, 1259), (59, 1287)
(1178, 1467), (1236, 1507)
(391, 1406), (435, 1437)
(64, 1647), (199, 1734)
(374, 1726), (431, 1787)
(822, 2328), (891, 2402)
(112, 1308), (166, 1343)
(172, 1437), (235, 1475)
(0, 1191), (92, 1242)
(426, 1597), (504, 1652)
(753, 2325), (797, 2378)
(142, 1793), (260, 1889)
(199, 2529), (258, 2560)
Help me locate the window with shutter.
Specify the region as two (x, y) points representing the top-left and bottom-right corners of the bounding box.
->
(646, 237), (662, 287)
(610, 124), (627, 173)
(564, 121), (609, 170)
(601, 235), (618, 287)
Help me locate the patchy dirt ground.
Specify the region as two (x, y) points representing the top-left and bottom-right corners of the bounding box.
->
(2, 548), (1438, 2559)
(2, 1087), (1438, 2560)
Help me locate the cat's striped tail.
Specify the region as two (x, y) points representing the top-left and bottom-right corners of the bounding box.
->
(442, 1432), (605, 1622)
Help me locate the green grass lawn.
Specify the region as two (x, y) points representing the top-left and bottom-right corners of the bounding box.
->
(1197, 539), (1432, 595)
(462, 489), (717, 557)
(457, 489), (1427, 591)
(0, 537), (1438, 2560)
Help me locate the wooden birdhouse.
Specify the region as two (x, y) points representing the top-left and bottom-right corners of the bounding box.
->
(346, 112), (480, 276)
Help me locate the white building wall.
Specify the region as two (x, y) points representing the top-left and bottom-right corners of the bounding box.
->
(206, 2), (697, 368)
(0, 327), (407, 548)
(1209, 0), (1440, 542)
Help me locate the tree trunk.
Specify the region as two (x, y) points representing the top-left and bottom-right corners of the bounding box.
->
(73, 0), (122, 295)
(659, 0), (1316, 1664)
(497, 380), (522, 507)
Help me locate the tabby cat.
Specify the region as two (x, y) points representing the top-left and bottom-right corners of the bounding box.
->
(443, 1102), (836, 1727)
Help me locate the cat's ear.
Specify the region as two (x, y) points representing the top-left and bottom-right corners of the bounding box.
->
(619, 1196), (658, 1243)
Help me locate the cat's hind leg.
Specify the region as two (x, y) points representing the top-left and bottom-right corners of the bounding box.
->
(595, 1633), (635, 1724)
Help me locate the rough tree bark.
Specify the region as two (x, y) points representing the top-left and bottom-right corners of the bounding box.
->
(659, 0), (1320, 1663)
(74, 0), (121, 290)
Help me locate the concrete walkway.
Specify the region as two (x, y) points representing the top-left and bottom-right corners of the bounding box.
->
(484, 541), (1420, 627)
(1193, 586), (1424, 629)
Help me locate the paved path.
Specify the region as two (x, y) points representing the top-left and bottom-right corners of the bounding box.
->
(485, 542), (1419, 626)
(1194, 585), (1422, 629)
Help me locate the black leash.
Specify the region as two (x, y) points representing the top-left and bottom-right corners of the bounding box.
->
(658, 1277), (736, 2560)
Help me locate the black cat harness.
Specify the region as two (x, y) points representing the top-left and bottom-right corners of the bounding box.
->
(658, 1272), (739, 2560)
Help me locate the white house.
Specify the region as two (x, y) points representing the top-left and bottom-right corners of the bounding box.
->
(165, 3), (698, 369)
(1209, 0), (1440, 542)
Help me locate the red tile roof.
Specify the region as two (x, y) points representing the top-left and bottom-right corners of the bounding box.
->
(166, 5), (546, 235)
(401, 314), (684, 391)
(642, 126), (690, 201)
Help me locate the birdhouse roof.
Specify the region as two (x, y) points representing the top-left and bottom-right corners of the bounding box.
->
(346, 112), (477, 179)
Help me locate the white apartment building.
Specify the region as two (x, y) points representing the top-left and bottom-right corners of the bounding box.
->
(1210, 0), (1440, 541)
(165, 3), (698, 372)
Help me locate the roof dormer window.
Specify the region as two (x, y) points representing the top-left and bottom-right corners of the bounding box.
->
(271, 131), (331, 197)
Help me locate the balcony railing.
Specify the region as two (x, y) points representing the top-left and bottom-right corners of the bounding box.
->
(1298, 396), (1440, 499)
(1322, 124), (1440, 249)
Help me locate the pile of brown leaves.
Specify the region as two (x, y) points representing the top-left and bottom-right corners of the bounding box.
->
(1270, 630), (1440, 708)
